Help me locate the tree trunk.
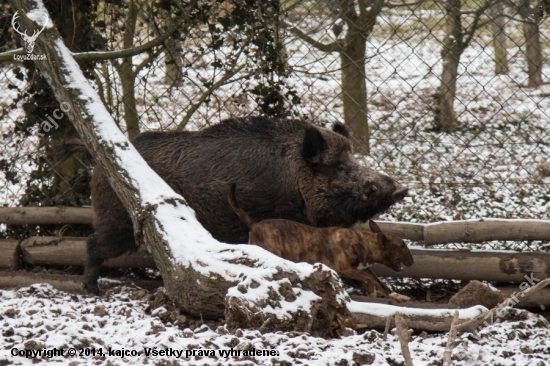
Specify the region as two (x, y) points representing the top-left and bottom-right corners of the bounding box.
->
(118, 0), (140, 138)
(436, 0), (462, 132)
(336, 0), (384, 154)
(163, 12), (183, 87)
(340, 36), (369, 153)
(491, 1), (509, 75)
(11, 0), (355, 337)
(519, 0), (543, 87)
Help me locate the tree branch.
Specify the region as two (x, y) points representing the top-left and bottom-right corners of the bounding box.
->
(177, 59), (249, 130)
(0, 15), (184, 64)
(279, 20), (340, 53)
(395, 313), (414, 366)
(442, 310), (460, 366)
(385, 0), (427, 9)
(463, 0), (495, 49)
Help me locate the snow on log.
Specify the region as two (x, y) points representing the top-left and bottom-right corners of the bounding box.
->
(0, 207), (93, 225)
(348, 301), (487, 332)
(9, 0), (355, 337)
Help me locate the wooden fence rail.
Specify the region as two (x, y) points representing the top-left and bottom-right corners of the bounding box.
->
(0, 207), (93, 225)
(1, 237), (548, 285)
(2, 207), (550, 244)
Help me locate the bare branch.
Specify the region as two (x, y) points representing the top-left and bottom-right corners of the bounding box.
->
(133, 48), (163, 78)
(382, 314), (395, 341)
(0, 16), (184, 64)
(463, 0), (496, 48)
(177, 60), (249, 130)
(0, 48), (25, 63)
(395, 313), (414, 366)
(385, 0), (427, 9)
(280, 20), (340, 53)
(442, 311), (460, 366)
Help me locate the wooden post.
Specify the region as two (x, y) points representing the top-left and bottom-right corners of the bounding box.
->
(0, 240), (20, 269)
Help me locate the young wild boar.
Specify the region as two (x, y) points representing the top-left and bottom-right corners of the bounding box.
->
(228, 184), (414, 300)
(85, 117), (407, 293)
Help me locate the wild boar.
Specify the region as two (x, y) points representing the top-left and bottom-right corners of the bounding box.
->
(85, 116), (407, 293)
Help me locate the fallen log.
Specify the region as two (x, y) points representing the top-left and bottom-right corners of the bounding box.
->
(0, 207), (93, 225)
(371, 246), (550, 283)
(348, 301), (487, 333)
(352, 284), (550, 311)
(17, 238), (550, 284)
(20, 236), (156, 268)
(0, 240), (20, 269)
(0, 270), (163, 293)
(499, 286), (550, 309)
(2, 207), (550, 246)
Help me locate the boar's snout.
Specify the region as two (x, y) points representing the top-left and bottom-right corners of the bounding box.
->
(392, 185), (408, 202)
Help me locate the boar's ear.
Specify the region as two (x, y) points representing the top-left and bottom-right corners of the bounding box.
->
(332, 122), (350, 138)
(302, 125), (326, 164)
(368, 220), (382, 234)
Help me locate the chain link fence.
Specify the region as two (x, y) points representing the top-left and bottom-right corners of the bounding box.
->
(1, 0), (549, 250)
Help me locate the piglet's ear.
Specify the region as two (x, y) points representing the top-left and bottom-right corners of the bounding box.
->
(377, 233), (387, 248)
(302, 125), (326, 164)
(369, 220), (382, 234)
(332, 122), (350, 138)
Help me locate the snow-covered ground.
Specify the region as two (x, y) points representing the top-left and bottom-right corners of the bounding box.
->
(0, 284), (549, 366)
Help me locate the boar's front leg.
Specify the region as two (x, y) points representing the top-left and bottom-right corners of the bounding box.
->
(362, 268), (410, 302)
(338, 268), (389, 298)
(338, 268), (410, 302)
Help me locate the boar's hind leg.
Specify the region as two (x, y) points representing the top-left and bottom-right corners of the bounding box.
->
(84, 229), (136, 294)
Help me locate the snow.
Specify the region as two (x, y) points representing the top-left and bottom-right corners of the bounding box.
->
(347, 301), (487, 319)
(26, 3), (52, 28)
(0, 284), (549, 366)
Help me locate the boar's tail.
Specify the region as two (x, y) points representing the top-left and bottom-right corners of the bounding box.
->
(228, 184), (256, 229)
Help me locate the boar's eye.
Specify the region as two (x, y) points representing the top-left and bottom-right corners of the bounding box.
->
(336, 163), (346, 172)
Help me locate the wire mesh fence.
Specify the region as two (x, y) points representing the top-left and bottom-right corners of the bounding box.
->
(1, 0), (549, 250)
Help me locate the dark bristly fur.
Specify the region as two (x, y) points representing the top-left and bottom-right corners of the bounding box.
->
(228, 184), (414, 298)
(85, 117), (407, 293)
